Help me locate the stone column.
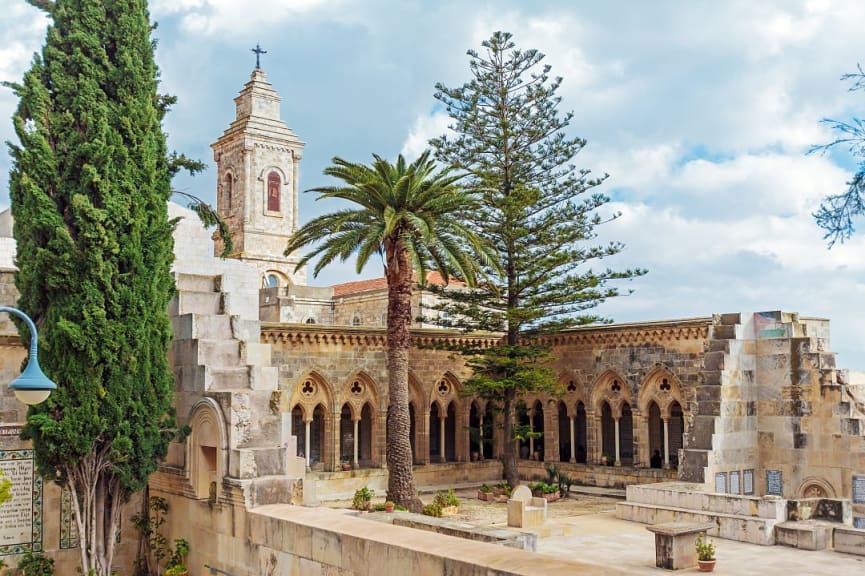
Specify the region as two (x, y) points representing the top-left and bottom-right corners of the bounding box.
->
(569, 416), (576, 463)
(614, 417), (621, 467)
(529, 410), (535, 458)
(663, 418), (670, 469)
(421, 411), (430, 465)
(440, 413), (447, 463)
(353, 418), (360, 468)
(304, 419), (311, 468)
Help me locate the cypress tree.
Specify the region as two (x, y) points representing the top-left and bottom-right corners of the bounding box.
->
(430, 31), (646, 486)
(6, 0), (176, 573)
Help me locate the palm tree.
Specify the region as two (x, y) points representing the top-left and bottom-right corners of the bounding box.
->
(285, 151), (493, 510)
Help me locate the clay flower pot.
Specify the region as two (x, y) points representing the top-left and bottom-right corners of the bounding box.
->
(697, 559), (716, 572)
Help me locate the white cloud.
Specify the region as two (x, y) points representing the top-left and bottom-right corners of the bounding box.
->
(151, 0), (340, 36)
(400, 112), (450, 160)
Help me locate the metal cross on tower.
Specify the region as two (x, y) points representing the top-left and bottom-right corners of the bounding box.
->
(251, 43), (267, 69)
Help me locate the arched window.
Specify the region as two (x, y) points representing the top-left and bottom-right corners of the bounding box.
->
(223, 172), (233, 214)
(352, 316), (361, 326)
(305, 318), (316, 324)
(267, 171), (281, 212)
(264, 274), (279, 288)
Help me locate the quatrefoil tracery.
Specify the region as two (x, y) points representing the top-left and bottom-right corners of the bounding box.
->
(566, 380), (577, 393)
(350, 381), (364, 395)
(659, 378), (671, 392)
(301, 380), (315, 397)
(611, 380), (621, 393)
(437, 380), (450, 396)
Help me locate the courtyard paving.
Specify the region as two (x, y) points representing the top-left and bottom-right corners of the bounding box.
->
(327, 486), (865, 575)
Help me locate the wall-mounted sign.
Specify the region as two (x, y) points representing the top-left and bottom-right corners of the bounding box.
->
(0, 450), (42, 555)
(852, 476), (865, 504)
(729, 471), (740, 495)
(743, 469), (754, 495)
(766, 470), (783, 496)
(714, 472), (727, 494)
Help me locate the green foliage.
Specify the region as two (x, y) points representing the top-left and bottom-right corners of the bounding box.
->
(479, 483), (492, 493)
(133, 496), (188, 576)
(422, 502), (443, 517)
(809, 64), (865, 246)
(352, 486), (374, 511)
(695, 533), (716, 561)
(15, 550), (54, 576)
(6, 1), (188, 572)
(394, 504), (408, 512)
(433, 488), (460, 508)
(429, 31), (645, 486)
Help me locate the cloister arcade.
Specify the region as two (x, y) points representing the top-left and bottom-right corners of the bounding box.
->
(286, 366), (688, 472)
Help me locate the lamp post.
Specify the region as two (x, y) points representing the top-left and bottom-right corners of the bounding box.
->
(0, 306), (56, 405)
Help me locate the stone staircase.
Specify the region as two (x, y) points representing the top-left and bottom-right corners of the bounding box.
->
(679, 313), (742, 483)
(169, 272), (305, 506)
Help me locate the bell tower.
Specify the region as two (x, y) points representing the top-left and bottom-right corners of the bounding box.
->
(211, 63), (306, 287)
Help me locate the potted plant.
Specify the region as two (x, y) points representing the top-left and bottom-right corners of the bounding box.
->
(352, 486), (374, 511)
(695, 532), (716, 572)
(433, 488), (460, 516)
(477, 483), (494, 501)
(384, 501), (395, 512)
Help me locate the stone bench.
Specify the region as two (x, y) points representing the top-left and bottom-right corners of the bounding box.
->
(834, 526), (865, 556)
(507, 485), (547, 529)
(775, 520), (834, 550)
(646, 521), (715, 570)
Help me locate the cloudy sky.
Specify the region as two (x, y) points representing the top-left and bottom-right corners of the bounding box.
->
(2, 0), (865, 367)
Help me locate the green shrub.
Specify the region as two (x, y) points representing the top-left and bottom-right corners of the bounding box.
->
(16, 551), (54, 576)
(422, 502), (443, 517)
(352, 486), (374, 511)
(695, 533), (715, 561)
(479, 483), (492, 493)
(433, 488), (459, 508)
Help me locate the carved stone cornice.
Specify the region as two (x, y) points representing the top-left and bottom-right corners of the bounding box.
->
(260, 324), (501, 349)
(539, 318), (711, 348)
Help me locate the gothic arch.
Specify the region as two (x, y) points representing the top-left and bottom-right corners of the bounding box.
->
(429, 371), (462, 414)
(591, 369), (632, 417)
(188, 398), (228, 501)
(797, 477), (836, 498)
(263, 269), (289, 289)
(338, 371), (381, 420)
(560, 372), (586, 417)
(638, 366), (686, 418)
(289, 371), (335, 419)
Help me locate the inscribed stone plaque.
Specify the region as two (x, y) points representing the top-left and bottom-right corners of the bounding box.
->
(714, 472), (727, 494)
(729, 471), (740, 495)
(766, 470), (783, 496)
(853, 476), (865, 504)
(855, 517), (865, 530)
(743, 469), (754, 495)
(0, 450), (42, 555)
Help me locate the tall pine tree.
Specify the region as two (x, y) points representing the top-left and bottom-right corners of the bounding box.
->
(430, 31), (646, 486)
(6, 1), (177, 573)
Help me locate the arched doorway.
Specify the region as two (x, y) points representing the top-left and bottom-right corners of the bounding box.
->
(620, 403), (634, 466)
(531, 400), (544, 461)
(430, 403), (442, 462)
(517, 402), (531, 459)
(339, 404), (353, 466)
(445, 402), (457, 462)
(648, 401), (663, 467)
(601, 402), (615, 464)
(293, 403), (325, 469)
(576, 402), (587, 463)
(558, 401), (570, 462)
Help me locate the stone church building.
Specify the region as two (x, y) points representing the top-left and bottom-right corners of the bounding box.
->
(0, 66), (864, 574)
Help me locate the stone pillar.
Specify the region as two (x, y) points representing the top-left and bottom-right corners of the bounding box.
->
(440, 413), (447, 463)
(663, 418), (670, 469)
(529, 410), (535, 458)
(304, 419), (311, 468)
(614, 417), (621, 467)
(353, 418), (359, 467)
(421, 411), (430, 465)
(569, 417), (576, 463)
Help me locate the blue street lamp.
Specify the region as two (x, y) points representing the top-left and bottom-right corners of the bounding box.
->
(0, 306), (56, 405)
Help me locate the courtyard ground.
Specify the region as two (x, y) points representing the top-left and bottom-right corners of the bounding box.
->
(323, 484), (865, 575)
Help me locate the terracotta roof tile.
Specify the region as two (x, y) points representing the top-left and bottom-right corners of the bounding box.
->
(331, 271), (465, 297)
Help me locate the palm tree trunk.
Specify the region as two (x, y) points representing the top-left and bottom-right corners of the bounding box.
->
(385, 241), (421, 511)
